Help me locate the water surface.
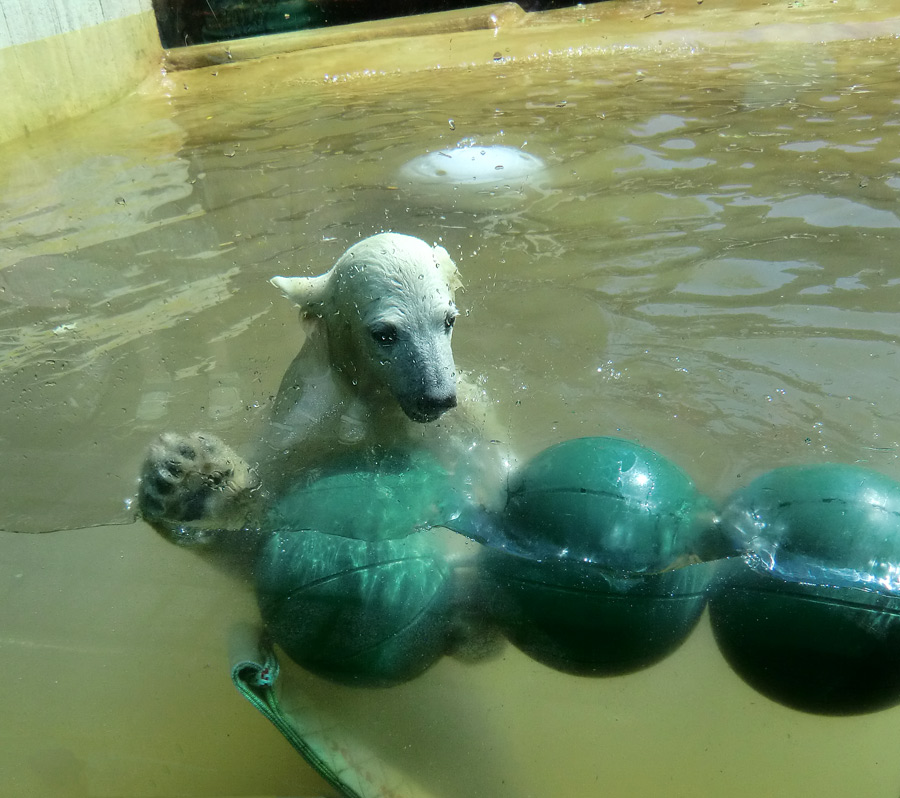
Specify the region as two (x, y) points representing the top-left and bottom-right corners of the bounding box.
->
(2, 33), (900, 797)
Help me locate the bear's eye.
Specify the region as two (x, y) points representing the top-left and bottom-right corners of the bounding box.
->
(371, 324), (398, 346)
(444, 313), (457, 331)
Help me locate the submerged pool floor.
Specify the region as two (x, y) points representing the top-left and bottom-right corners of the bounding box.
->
(3, 5), (900, 795)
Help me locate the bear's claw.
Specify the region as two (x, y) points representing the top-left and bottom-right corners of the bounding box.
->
(138, 432), (258, 538)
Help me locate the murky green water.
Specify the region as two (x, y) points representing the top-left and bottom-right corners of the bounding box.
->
(3, 32), (900, 797)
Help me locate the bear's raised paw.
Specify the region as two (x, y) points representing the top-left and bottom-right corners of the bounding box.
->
(138, 432), (258, 543)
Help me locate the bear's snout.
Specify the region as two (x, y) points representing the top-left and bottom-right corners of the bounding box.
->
(427, 391), (458, 413)
(405, 390), (458, 423)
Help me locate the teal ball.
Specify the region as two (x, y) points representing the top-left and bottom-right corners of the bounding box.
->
(491, 554), (713, 676)
(266, 449), (461, 542)
(491, 437), (714, 676)
(505, 436), (709, 572)
(256, 453), (456, 687)
(711, 464), (900, 715)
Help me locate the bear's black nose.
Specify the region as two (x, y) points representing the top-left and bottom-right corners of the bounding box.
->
(428, 393), (457, 412)
(407, 391), (457, 422)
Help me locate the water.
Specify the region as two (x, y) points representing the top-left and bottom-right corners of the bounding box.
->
(3, 31), (900, 796)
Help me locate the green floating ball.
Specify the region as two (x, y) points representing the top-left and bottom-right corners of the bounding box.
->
(266, 449), (463, 542)
(711, 464), (900, 715)
(256, 452), (457, 687)
(504, 436), (709, 571)
(491, 437), (715, 676)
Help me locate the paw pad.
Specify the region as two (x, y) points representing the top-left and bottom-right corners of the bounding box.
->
(137, 431), (258, 533)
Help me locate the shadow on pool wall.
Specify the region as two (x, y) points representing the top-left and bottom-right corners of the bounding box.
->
(151, 0), (585, 47)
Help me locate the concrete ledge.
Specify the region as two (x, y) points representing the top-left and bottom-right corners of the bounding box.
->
(155, 0), (900, 88)
(162, 3), (527, 70)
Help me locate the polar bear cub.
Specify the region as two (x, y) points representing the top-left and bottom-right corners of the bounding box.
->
(267, 230), (461, 452)
(139, 233), (497, 540)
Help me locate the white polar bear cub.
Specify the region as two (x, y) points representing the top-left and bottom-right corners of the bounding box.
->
(138, 232), (499, 540)
(268, 230), (462, 451)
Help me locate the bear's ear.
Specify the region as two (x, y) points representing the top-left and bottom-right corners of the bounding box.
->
(432, 245), (463, 295)
(270, 273), (331, 316)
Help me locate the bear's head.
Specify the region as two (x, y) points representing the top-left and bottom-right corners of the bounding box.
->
(272, 233), (462, 423)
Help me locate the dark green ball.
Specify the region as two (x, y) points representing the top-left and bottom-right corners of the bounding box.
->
(491, 554), (713, 676)
(256, 452), (456, 687)
(711, 464), (900, 715)
(265, 449), (462, 542)
(492, 437), (714, 676)
(505, 436), (709, 572)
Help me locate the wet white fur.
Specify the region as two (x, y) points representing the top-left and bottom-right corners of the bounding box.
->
(261, 233), (501, 503)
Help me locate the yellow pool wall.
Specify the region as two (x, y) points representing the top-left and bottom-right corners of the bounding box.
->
(2, 0), (900, 147)
(0, 3), (161, 144)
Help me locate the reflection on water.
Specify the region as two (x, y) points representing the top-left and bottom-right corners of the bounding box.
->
(3, 33), (900, 796)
